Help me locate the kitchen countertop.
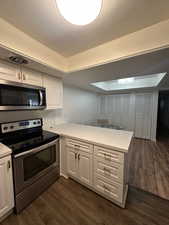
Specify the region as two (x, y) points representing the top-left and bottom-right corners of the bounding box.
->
(0, 143), (12, 158)
(45, 123), (133, 153)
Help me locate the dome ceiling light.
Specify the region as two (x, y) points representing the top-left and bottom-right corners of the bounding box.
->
(56, 0), (102, 25)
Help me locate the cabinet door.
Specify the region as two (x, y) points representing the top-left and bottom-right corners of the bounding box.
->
(0, 60), (20, 82)
(0, 156), (14, 218)
(43, 74), (63, 109)
(78, 151), (93, 186)
(67, 148), (78, 178)
(21, 67), (43, 87)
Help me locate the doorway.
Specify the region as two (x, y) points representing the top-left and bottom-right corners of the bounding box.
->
(157, 91), (169, 142)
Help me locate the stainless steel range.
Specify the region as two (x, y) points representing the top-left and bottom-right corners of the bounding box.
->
(0, 118), (60, 213)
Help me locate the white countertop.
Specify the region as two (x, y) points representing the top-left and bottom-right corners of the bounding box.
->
(45, 123), (133, 153)
(0, 143), (12, 158)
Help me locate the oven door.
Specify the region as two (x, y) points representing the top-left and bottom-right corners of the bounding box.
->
(13, 138), (59, 195)
(0, 80), (46, 110)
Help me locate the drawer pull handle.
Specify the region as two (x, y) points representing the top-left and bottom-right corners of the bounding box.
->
(103, 184), (110, 192)
(103, 167), (111, 173)
(78, 153), (80, 160)
(74, 145), (80, 149)
(104, 153), (111, 160)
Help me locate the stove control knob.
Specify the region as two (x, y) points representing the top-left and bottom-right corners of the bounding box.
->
(10, 126), (14, 129)
(3, 126), (8, 130)
(33, 122), (37, 125)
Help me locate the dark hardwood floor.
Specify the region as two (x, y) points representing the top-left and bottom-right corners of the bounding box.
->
(129, 137), (169, 200)
(1, 177), (169, 225)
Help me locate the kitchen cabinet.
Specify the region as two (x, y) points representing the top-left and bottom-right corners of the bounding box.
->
(93, 146), (125, 204)
(0, 60), (43, 87)
(65, 136), (129, 208)
(0, 59), (63, 109)
(67, 147), (78, 178)
(66, 139), (93, 186)
(0, 155), (14, 220)
(78, 151), (93, 186)
(43, 74), (63, 109)
(21, 67), (43, 87)
(0, 60), (20, 83)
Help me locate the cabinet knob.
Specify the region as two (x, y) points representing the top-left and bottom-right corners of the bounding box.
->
(78, 153), (80, 160)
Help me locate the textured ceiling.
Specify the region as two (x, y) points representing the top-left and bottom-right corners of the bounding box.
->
(0, 0), (169, 57)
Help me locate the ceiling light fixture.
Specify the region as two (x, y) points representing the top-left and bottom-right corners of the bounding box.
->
(91, 73), (167, 91)
(56, 0), (102, 25)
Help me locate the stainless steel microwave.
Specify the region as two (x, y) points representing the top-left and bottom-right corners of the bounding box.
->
(0, 80), (46, 110)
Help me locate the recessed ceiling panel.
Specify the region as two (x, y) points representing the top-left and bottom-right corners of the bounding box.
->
(0, 0), (169, 56)
(91, 73), (167, 91)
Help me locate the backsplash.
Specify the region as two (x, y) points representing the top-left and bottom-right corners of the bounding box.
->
(0, 109), (65, 128)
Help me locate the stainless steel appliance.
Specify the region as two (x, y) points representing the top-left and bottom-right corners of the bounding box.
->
(0, 118), (60, 213)
(0, 80), (46, 110)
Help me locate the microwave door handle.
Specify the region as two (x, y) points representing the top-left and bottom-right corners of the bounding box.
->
(14, 138), (59, 158)
(39, 90), (43, 106)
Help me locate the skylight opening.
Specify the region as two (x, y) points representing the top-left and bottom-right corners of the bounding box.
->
(91, 73), (167, 91)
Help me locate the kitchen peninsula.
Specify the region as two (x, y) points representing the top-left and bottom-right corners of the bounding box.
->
(47, 123), (133, 208)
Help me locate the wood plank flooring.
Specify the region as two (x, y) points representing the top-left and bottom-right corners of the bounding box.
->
(1, 177), (169, 225)
(129, 137), (169, 200)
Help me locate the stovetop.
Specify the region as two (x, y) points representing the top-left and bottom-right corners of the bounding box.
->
(0, 129), (59, 155)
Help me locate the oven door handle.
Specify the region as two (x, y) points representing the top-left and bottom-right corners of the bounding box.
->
(14, 138), (59, 158)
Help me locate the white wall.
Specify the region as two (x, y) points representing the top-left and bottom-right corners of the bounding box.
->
(0, 85), (99, 128)
(63, 85), (99, 124)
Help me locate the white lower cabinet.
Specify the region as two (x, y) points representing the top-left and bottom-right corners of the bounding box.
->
(66, 138), (128, 208)
(67, 147), (93, 186)
(67, 139), (93, 186)
(78, 151), (93, 186)
(94, 174), (123, 203)
(67, 147), (78, 178)
(0, 155), (14, 219)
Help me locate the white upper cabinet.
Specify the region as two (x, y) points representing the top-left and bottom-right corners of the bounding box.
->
(21, 67), (43, 87)
(0, 60), (21, 83)
(43, 74), (63, 109)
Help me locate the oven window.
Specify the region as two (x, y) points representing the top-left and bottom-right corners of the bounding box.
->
(23, 146), (56, 181)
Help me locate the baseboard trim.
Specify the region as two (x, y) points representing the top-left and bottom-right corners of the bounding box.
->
(0, 209), (13, 223)
(60, 173), (68, 179)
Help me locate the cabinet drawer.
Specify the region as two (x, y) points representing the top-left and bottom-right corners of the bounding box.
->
(94, 174), (123, 203)
(94, 158), (123, 184)
(66, 139), (93, 154)
(94, 146), (124, 164)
